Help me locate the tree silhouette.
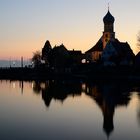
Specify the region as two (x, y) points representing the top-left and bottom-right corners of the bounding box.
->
(31, 51), (42, 67)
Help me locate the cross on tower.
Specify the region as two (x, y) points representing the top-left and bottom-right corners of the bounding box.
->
(108, 2), (110, 11)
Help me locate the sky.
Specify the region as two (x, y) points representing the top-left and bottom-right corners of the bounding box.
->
(0, 0), (140, 60)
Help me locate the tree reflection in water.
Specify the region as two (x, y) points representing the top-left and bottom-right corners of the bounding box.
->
(33, 81), (82, 106)
(32, 80), (134, 138)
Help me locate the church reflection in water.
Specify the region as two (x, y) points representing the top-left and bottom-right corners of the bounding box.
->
(85, 83), (132, 137)
(32, 80), (134, 137)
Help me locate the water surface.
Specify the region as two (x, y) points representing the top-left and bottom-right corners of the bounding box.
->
(0, 80), (140, 140)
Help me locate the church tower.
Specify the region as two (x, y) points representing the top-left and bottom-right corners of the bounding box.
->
(102, 9), (115, 49)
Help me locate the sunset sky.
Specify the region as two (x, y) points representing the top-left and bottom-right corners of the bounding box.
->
(0, 0), (140, 60)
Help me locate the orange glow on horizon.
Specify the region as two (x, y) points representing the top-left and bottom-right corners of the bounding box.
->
(0, 35), (138, 60)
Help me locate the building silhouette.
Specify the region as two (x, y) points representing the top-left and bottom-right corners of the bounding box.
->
(41, 9), (135, 67)
(41, 41), (83, 71)
(85, 9), (135, 65)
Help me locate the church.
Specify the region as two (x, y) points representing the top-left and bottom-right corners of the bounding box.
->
(85, 9), (135, 66)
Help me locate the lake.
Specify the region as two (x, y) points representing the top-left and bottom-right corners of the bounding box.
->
(0, 80), (140, 140)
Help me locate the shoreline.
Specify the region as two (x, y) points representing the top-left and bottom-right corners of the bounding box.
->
(0, 65), (140, 82)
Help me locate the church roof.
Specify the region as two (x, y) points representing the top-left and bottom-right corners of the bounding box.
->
(103, 39), (135, 62)
(85, 38), (103, 53)
(103, 10), (115, 24)
(110, 39), (134, 56)
(86, 38), (134, 58)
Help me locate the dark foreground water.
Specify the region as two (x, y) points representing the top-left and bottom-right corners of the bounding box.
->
(0, 80), (140, 140)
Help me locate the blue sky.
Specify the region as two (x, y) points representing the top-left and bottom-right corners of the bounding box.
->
(0, 0), (140, 59)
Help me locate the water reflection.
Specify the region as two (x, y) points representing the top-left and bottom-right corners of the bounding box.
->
(33, 81), (82, 107)
(2, 80), (140, 139)
(32, 80), (135, 138)
(85, 83), (132, 137)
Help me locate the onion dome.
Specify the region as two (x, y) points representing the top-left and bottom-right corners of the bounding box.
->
(103, 10), (115, 24)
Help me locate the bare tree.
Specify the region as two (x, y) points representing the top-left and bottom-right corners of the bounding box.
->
(31, 51), (42, 67)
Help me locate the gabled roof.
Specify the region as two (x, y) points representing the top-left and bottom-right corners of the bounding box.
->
(110, 39), (134, 56)
(105, 39), (135, 59)
(85, 38), (103, 53)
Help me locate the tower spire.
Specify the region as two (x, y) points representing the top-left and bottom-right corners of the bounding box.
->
(103, 3), (115, 49)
